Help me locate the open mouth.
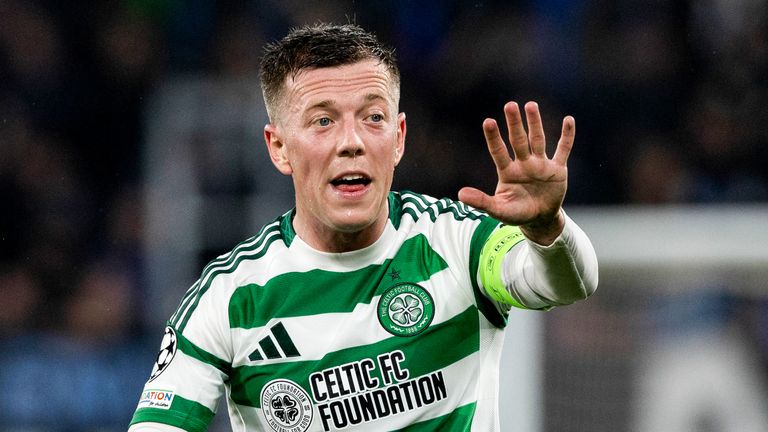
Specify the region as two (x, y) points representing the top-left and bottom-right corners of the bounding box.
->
(330, 174), (372, 193)
(330, 174), (372, 187)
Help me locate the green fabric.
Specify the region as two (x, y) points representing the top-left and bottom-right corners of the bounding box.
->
(228, 306), (479, 407)
(130, 394), (215, 432)
(468, 217), (509, 328)
(173, 324), (231, 376)
(393, 402), (477, 431)
(228, 234), (449, 329)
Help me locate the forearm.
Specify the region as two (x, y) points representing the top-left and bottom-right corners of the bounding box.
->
(519, 208), (566, 247)
(502, 211), (599, 309)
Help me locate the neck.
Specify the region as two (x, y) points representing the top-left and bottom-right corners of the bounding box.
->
(292, 209), (389, 253)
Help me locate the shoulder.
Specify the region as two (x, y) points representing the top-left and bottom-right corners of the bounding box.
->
(168, 215), (290, 331)
(392, 190), (487, 225)
(206, 217), (286, 276)
(203, 217), (287, 286)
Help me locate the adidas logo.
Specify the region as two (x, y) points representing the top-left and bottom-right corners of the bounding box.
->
(249, 322), (301, 361)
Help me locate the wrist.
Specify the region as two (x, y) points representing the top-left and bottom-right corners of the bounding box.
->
(520, 209), (565, 246)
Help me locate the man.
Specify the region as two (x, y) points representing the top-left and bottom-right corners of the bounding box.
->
(129, 23), (598, 432)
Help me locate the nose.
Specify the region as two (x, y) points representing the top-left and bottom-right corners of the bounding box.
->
(338, 119), (365, 157)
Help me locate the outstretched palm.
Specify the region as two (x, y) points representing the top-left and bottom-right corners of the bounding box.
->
(458, 101), (574, 245)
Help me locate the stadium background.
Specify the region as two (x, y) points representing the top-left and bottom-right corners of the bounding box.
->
(1, 0), (767, 430)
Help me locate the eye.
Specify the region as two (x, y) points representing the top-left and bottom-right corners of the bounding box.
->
(316, 117), (332, 127)
(369, 113), (384, 122)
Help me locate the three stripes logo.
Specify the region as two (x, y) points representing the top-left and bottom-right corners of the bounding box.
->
(249, 322), (301, 361)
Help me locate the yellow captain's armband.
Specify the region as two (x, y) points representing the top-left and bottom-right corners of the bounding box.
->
(479, 225), (528, 309)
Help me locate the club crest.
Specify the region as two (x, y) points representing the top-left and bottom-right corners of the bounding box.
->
(377, 283), (435, 336)
(261, 379), (314, 432)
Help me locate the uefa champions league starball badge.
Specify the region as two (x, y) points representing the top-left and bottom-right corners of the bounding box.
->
(149, 326), (178, 382)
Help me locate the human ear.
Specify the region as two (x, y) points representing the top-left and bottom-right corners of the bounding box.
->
(394, 112), (406, 166)
(264, 124), (293, 175)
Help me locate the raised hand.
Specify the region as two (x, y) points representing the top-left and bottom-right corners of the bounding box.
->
(458, 101), (574, 245)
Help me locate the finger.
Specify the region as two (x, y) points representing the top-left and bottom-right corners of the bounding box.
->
(482, 118), (512, 172)
(525, 101), (546, 157)
(504, 102), (530, 161)
(553, 115), (575, 166)
(458, 186), (495, 213)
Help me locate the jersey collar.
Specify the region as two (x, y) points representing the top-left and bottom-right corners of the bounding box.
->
(279, 192), (402, 248)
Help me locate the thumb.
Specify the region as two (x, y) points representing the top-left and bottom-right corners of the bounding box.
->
(458, 187), (493, 212)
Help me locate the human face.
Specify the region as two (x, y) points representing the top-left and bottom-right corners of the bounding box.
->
(264, 59), (406, 251)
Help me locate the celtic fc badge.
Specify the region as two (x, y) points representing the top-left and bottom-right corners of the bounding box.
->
(378, 283), (434, 336)
(260, 379), (313, 432)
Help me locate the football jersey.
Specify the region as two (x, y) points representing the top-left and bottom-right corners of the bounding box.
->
(130, 191), (528, 432)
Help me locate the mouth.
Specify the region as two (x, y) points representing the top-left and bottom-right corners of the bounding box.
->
(330, 174), (372, 193)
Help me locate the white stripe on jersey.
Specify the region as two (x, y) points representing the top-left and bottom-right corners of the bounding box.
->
(172, 222), (282, 326)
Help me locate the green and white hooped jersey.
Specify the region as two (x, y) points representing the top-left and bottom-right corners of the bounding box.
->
(131, 191), (528, 432)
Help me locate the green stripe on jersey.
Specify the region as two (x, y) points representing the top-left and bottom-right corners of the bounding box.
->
(393, 402), (476, 431)
(399, 191), (484, 224)
(388, 191), (403, 229)
(173, 192), (486, 332)
(173, 325), (231, 375)
(468, 217), (508, 328)
(228, 306), (479, 407)
(228, 233), (449, 329)
(130, 394), (215, 432)
(170, 221), (280, 325)
(171, 222), (283, 331)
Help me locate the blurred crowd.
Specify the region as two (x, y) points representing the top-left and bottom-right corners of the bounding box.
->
(0, 0), (766, 430)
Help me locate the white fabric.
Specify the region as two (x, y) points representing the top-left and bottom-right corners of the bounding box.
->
(131, 194), (598, 431)
(128, 422), (186, 432)
(501, 211), (599, 309)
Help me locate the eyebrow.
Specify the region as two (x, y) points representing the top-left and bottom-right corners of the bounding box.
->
(364, 93), (387, 103)
(307, 99), (335, 111)
(305, 93), (389, 112)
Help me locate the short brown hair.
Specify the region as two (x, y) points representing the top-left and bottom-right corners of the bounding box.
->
(259, 23), (399, 121)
